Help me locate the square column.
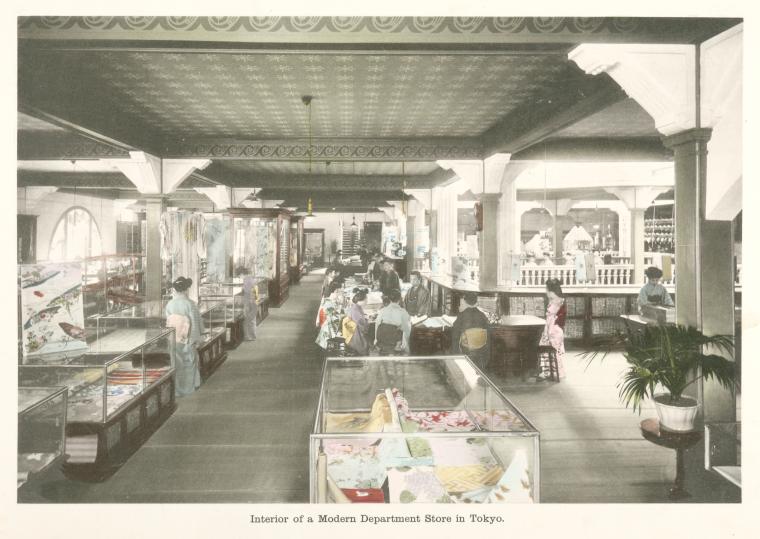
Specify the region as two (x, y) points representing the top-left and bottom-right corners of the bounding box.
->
(663, 128), (735, 421)
(144, 196), (166, 304)
(478, 193), (501, 288)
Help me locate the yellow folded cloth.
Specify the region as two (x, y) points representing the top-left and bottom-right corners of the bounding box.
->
(324, 393), (392, 433)
(434, 464), (504, 493)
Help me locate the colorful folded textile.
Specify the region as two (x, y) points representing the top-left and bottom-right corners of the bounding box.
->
(404, 410), (476, 432)
(434, 464), (503, 493)
(471, 409), (528, 432)
(486, 450), (533, 503)
(427, 437), (498, 467)
(387, 466), (452, 504)
(341, 488), (385, 503)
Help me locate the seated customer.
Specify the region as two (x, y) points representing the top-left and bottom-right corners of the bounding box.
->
(404, 271), (431, 317)
(637, 266), (674, 313)
(450, 292), (490, 360)
(374, 289), (411, 355)
(321, 267), (339, 298)
(343, 288), (370, 356)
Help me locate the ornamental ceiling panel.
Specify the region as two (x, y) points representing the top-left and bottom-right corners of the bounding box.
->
(216, 160), (439, 176)
(552, 98), (658, 138)
(20, 49), (575, 140)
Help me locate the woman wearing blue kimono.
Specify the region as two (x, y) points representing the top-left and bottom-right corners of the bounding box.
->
(165, 277), (204, 397)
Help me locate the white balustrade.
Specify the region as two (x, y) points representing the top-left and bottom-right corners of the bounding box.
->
(519, 264), (634, 287)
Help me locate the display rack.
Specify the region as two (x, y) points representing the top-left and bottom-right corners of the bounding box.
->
(311, 355), (540, 504)
(228, 208), (291, 307)
(82, 253), (145, 319)
(18, 386), (67, 490)
(18, 329), (176, 480)
(289, 216), (305, 284)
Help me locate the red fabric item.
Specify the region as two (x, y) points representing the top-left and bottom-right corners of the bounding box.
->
(318, 308), (327, 327)
(341, 488), (385, 503)
(556, 302), (567, 330)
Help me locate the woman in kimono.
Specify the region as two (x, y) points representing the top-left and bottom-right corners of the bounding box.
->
(344, 288), (370, 356)
(315, 281), (346, 350)
(165, 276), (204, 396)
(242, 271), (259, 341)
(537, 278), (567, 380)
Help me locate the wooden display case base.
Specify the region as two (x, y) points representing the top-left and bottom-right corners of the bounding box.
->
(199, 333), (227, 380)
(225, 316), (244, 350)
(257, 300), (269, 324)
(62, 376), (176, 482)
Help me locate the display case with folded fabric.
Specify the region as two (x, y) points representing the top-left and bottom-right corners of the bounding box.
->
(196, 299), (228, 378)
(18, 328), (176, 480)
(18, 386), (67, 490)
(199, 282), (245, 348)
(311, 355), (540, 503)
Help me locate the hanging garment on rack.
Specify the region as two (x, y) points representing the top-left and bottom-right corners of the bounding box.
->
(575, 254), (587, 282)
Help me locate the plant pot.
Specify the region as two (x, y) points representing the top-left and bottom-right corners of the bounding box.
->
(653, 393), (699, 432)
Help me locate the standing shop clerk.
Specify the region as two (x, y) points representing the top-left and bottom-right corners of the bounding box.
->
(404, 271), (431, 317)
(165, 277), (204, 397)
(379, 259), (401, 296)
(637, 266), (674, 313)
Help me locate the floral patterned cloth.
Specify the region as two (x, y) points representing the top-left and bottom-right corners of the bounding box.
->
(387, 466), (452, 503)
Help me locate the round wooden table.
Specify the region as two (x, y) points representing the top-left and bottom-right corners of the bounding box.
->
(640, 418), (702, 500)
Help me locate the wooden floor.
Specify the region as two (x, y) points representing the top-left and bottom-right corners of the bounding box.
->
(20, 271), (738, 503)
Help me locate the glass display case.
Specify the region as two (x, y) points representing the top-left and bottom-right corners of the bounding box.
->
(705, 422), (741, 489)
(311, 355), (540, 503)
(18, 329), (176, 477)
(197, 299), (228, 376)
(18, 386), (67, 488)
(200, 282), (245, 347)
(229, 208), (291, 307)
(94, 299), (227, 379)
(82, 254), (145, 318)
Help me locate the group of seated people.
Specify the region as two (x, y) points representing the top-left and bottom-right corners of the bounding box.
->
(316, 263), (493, 361)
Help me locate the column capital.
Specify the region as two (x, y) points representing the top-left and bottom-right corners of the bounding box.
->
(437, 153), (512, 195)
(661, 128), (713, 150)
(569, 43), (696, 136)
(478, 192), (502, 203)
(195, 185), (232, 209)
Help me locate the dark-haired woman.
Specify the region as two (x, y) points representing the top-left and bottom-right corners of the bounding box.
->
(344, 288), (370, 355)
(537, 279), (567, 380)
(165, 277), (204, 396)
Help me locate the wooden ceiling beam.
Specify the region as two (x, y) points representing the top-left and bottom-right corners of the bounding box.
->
(482, 74), (628, 156)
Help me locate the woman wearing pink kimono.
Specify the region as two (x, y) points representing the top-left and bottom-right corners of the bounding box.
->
(537, 279), (567, 380)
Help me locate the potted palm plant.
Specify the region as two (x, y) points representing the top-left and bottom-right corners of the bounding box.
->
(585, 324), (736, 432)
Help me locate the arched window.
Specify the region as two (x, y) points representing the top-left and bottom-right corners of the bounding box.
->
(49, 207), (102, 261)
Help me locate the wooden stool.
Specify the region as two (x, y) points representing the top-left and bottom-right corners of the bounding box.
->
(537, 345), (560, 382)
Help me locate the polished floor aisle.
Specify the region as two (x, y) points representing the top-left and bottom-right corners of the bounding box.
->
(23, 271), (737, 503)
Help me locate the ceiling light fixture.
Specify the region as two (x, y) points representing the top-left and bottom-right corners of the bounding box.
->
(302, 95), (315, 221)
(351, 214), (358, 231)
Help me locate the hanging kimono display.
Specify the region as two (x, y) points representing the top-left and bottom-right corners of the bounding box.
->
(160, 211), (206, 301)
(584, 253), (597, 283)
(19, 262), (88, 358)
(204, 216), (228, 283)
(502, 253), (522, 284)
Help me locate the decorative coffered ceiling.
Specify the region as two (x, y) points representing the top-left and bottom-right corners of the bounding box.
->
(16, 16), (739, 209)
(21, 49), (573, 139)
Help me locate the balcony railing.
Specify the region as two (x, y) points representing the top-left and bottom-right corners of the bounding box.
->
(518, 264), (677, 287)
